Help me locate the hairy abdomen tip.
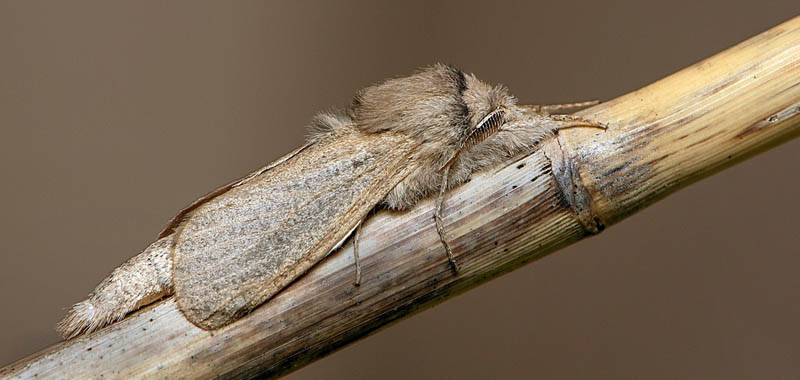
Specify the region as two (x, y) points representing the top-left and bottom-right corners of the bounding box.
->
(57, 300), (99, 339)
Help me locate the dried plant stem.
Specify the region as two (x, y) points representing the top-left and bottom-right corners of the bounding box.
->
(2, 16), (799, 380)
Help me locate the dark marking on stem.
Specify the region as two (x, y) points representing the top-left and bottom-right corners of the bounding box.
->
(736, 102), (800, 138)
(776, 80), (800, 96)
(603, 161), (631, 177)
(648, 154), (669, 166)
(686, 129), (727, 149)
(542, 139), (604, 234)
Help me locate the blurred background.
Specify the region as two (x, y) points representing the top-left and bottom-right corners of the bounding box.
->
(1, 1), (799, 378)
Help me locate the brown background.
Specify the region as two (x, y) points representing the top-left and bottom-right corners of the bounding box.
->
(1, 1), (799, 378)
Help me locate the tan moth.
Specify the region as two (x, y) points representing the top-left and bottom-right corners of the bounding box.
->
(57, 64), (603, 338)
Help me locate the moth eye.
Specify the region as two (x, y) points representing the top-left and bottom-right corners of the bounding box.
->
(462, 109), (505, 150)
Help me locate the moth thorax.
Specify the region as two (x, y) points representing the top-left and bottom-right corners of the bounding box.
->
(461, 109), (505, 150)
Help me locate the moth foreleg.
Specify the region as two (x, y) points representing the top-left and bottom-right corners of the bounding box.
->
(434, 165), (460, 273)
(353, 220), (364, 286)
(548, 114), (608, 130)
(522, 100), (600, 115)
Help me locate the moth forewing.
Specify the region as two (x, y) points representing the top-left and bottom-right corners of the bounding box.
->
(157, 143), (313, 240)
(172, 129), (417, 329)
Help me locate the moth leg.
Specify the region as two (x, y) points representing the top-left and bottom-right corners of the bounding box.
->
(549, 114), (608, 130)
(434, 165), (460, 273)
(521, 100), (600, 115)
(353, 220), (364, 286)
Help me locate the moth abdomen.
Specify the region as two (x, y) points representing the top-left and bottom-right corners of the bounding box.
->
(56, 236), (174, 339)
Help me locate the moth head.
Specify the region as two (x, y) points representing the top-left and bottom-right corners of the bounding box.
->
(435, 70), (523, 171)
(350, 64), (522, 169)
(459, 74), (518, 150)
(351, 65), (548, 210)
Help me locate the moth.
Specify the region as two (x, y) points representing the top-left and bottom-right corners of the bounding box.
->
(57, 64), (603, 338)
